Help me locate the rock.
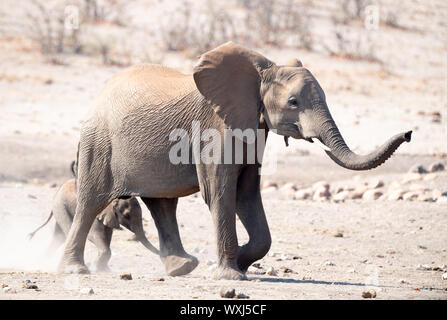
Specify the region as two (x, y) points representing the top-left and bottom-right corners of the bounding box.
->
(261, 181), (278, 190)
(266, 267), (277, 276)
(22, 280), (38, 289)
(332, 191), (350, 202)
(280, 266), (294, 274)
(80, 287), (94, 295)
(409, 165), (428, 174)
(362, 290), (377, 298)
(442, 273), (447, 280)
(247, 266), (266, 275)
(387, 189), (405, 201)
(27, 194), (37, 199)
(120, 273), (132, 280)
(151, 277), (165, 281)
(219, 288), (236, 298)
(235, 293), (250, 299)
(324, 261), (335, 266)
(312, 181), (330, 191)
(347, 268), (356, 273)
(428, 162), (445, 172)
(3, 286), (16, 294)
(267, 252), (278, 257)
(402, 191), (421, 201)
(313, 185), (331, 201)
(368, 179), (384, 189)
(386, 249), (396, 255)
(294, 188), (313, 200)
(332, 231), (344, 238)
(362, 189), (383, 201)
(432, 189), (443, 199)
(416, 264), (432, 271)
(280, 183), (298, 199)
(399, 279), (408, 284)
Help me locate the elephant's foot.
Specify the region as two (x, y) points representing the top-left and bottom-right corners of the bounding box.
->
(213, 265), (247, 280)
(58, 262), (90, 274)
(161, 254), (199, 277)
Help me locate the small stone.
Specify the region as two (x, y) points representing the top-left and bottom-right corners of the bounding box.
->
(409, 165), (428, 174)
(402, 191), (421, 201)
(416, 264), (432, 271)
(292, 255), (302, 260)
(368, 179), (384, 189)
(280, 266), (294, 273)
(313, 185), (331, 201)
(261, 181), (278, 190)
(120, 273), (132, 280)
(428, 162), (445, 172)
(362, 189), (383, 201)
(80, 287), (94, 295)
(22, 280), (38, 289)
(3, 286), (16, 294)
(294, 188), (313, 200)
(27, 194), (37, 199)
(387, 189), (405, 201)
(347, 268), (356, 273)
(386, 249), (396, 255)
(325, 261), (335, 266)
(152, 277), (165, 281)
(332, 191), (350, 202)
(247, 266), (266, 275)
(235, 293), (250, 299)
(442, 273), (447, 280)
(362, 290), (377, 298)
(399, 279), (408, 284)
(266, 267), (277, 276)
(219, 287), (236, 298)
(332, 231), (344, 238)
(1, 284), (8, 288)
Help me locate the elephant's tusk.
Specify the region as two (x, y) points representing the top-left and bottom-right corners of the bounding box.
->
(311, 138), (331, 152)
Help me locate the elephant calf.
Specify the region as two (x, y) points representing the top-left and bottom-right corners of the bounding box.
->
(28, 179), (159, 271)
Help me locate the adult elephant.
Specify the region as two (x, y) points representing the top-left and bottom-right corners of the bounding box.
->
(59, 42), (411, 279)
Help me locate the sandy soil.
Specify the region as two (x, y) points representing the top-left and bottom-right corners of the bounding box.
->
(1, 0), (446, 300)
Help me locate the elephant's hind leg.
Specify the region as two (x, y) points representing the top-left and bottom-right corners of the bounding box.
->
(45, 223), (66, 256)
(88, 221), (113, 272)
(58, 196), (110, 274)
(141, 197), (198, 277)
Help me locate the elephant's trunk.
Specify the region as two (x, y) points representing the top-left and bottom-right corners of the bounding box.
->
(132, 225), (160, 255)
(316, 107), (411, 171)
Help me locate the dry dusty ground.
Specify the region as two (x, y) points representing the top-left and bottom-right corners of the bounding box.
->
(1, 0), (446, 300)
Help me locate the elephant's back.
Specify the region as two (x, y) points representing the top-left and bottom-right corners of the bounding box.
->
(100, 64), (196, 107)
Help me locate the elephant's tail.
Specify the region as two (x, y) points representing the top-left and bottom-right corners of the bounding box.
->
(27, 211), (53, 240)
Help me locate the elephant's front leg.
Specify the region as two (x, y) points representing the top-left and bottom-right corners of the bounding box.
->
(236, 165), (271, 272)
(141, 197), (198, 277)
(200, 168), (246, 280)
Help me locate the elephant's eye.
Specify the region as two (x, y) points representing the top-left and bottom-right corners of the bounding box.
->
(288, 96), (299, 107)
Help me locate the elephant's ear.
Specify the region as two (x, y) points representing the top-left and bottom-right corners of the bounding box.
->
(285, 58), (303, 67)
(97, 200), (120, 229)
(193, 42), (274, 132)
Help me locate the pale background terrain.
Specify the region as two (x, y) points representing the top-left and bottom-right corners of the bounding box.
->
(0, 0), (446, 299)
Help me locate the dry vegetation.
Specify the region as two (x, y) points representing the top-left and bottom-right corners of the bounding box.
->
(0, 0), (408, 66)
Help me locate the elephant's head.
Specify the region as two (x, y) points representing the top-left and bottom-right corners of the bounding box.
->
(99, 198), (159, 255)
(193, 42), (411, 170)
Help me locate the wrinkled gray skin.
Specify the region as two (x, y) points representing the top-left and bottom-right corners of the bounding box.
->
(29, 179), (159, 272)
(59, 42), (411, 279)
